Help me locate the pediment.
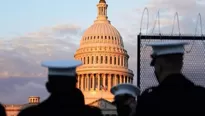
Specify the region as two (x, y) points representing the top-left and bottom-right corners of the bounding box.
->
(88, 98), (116, 110)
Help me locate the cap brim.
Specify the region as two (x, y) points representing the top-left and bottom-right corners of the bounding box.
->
(146, 41), (189, 47)
(41, 60), (82, 68)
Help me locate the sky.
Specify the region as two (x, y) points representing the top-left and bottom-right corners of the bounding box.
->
(0, 0), (205, 104)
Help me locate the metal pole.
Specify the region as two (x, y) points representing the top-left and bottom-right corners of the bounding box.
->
(137, 34), (141, 98)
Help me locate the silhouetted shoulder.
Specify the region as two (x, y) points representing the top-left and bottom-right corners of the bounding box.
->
(0, 103), (6, 116)
(84, 105), (103, 116)
(192, 85), (205, 99)
(136, 86), (157, 111)
(194, 85), (205, 92)
(140, 86), (157, 97)
(18, 106), (39, 116)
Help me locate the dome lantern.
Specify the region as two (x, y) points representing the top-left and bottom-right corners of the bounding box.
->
(99, 0), (106, 3)
(95, 0), (109, 23)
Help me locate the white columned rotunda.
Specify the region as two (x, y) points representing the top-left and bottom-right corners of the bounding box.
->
(74, 0), (134, 104)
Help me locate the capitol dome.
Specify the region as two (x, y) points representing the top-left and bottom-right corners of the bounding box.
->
(82, 22), (124, 47)
(74, 0), (134, 104)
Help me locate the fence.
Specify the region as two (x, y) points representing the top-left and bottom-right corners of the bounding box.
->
(137, 34), (205, 91)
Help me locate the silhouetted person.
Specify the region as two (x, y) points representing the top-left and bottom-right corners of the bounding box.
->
(84, 105), (103, 116)
(136, 41), (205, 113)
(111, 83), (140, 116)
(0, 103), (6, 116)
(18, 60), (86, 116)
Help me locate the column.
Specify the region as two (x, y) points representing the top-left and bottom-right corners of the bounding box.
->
(81, 75), (83, 90)
(92, 74), (95, 90)
(103, 74), (106, 89)
(99, 54), (101, 64)
(98, 74), (101, 91)
(86, 74), (89, 91)
(104, 55), (106, 64)
(89, 56), (92, 64)
(84, 75), (87, 91)
(115, 75), (117, 85)
(102, 7), (104, 15)
(108, 74), (111, 90)
(116, 56), (118, 66)
(85, 56), (87, 64)
(120, 75), (122, 84)
(105, 7), (107, 16)
(108, 55), (110, 64)
(94, 55), (96, 64)
(112, 56), (114, 65)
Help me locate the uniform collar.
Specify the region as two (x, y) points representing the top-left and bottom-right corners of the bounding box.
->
(159, 73), (194, 88)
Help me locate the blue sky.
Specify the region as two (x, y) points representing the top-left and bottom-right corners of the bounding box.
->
(0, 0), (148, 38)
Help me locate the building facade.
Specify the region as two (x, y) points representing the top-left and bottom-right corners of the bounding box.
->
(74, 0), (134, 104)
(4, 96), (39, 116)
(4, 96), (117, 116)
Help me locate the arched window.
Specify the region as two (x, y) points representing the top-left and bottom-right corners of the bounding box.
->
(105, 56), (108, 64)
(110, 57), (112, 64)
(114, 57), (116, 65)
(118, 56), (120, 65)
(87, 57), (89, 64)
(84, 57), (86, 64)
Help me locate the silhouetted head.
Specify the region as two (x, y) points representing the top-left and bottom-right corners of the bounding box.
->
(46, 75), (77, 94)
(68, 88), (85, 108)
(41, 60), (82, 94)
(111, 84), (140, 116)
(146, 41), (189, 83)
(114, 94), (136, 116)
